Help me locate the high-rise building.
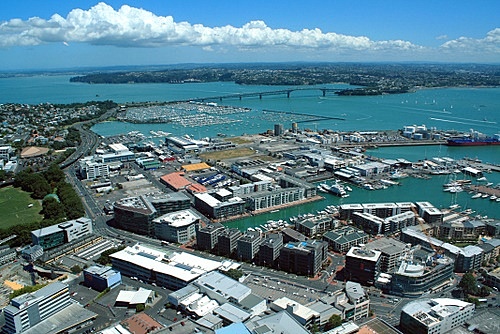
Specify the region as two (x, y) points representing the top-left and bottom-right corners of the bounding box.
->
(258, 233), (283, 268)
(279, 240), (328, 276)
(237, 230), (263, 261)
(196, 223), (225, 252)
(3, 282), (71, 334)
(345, 247), (381, 284)
(274, 124), (284, 136)
(218, 228), (242, 257)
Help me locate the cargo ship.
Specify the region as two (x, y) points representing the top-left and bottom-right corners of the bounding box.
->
(446, 137), (500, 146)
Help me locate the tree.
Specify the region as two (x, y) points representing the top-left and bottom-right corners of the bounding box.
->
(325, 314), (342, 331)
(41, 197), (65, 221)
(96, 246), (126, 265)
(44, 164), (65, 185)
(71, 265), (82, 274)
(222, 269), (243, 281)
(458, 272), (478, 295)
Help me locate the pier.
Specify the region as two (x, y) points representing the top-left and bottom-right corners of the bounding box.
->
(168, 87), (342, 103)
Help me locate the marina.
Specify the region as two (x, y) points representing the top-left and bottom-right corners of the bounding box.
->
(0, 75), (498, 232)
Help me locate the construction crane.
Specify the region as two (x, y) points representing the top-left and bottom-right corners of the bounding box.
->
(411, 205), (443, 256)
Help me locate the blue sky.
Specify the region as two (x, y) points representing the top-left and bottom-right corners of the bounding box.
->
(1, 0), (499, 70)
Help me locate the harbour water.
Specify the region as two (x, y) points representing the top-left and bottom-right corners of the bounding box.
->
(1, 75), (499, 228)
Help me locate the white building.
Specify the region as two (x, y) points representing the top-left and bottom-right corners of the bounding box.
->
(3, 282), (72, 334)
(400, 298), (475, 334)
(0, 145), (13, 162)
(79, 157), (110, 180)
(154, 209), (200, 244)
(110, 244), (223, 290)
(270, 297), (321, 330)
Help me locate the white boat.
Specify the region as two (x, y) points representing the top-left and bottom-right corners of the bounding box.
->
(381, 179), (400, 186)
(363, 183), (375, 190)
(328, 181), (349, 197)
(345, 186), (353, 192)
(471, 193), (482, 199)
(490, 195), (498, 201)
(449, 204), (460, 210)
(247, 227), (255, 232)
(481, 194), (489, 198)
(318, 183), (331, 193)
(390, 171), (408, 179)
(477, 177), (487, 181)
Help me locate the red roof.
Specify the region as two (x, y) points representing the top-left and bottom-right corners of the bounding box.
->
(187, 183), (207, 193)
(160, 172), (191, 190)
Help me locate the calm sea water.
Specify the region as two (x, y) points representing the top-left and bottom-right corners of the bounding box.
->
(1, 75), (499, 224)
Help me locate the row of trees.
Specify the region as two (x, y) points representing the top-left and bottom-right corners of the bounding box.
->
(0, 164), (85, 247)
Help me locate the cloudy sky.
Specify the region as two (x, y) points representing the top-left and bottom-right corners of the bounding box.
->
(1, 0), (499, 70)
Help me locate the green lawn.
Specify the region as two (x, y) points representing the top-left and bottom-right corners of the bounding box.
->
(0, 186), (43, 229)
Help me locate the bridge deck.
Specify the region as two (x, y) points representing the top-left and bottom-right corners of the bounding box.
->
(168, 87), (342, 103)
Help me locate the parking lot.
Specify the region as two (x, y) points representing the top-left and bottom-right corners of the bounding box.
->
(243, 272), (334, 304)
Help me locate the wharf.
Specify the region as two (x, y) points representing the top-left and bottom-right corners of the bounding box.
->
(465, 161), (500, 173)
(212, 195), (325, 224)
(466, 185), (500, 198)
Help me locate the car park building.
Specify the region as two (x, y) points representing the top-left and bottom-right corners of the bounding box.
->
(400, 298), (474, 334)
(113, 193), (190, 236)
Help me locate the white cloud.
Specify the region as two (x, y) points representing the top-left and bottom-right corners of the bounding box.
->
(0, 2), (421, 54)
(440, 28), (500, 54)
(435, 34), (448, 40)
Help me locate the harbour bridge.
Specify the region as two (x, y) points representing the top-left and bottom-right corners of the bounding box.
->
(169, 87), (343, 103)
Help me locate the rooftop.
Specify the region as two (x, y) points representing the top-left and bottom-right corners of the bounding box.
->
(153, 209), (200, 227)
(160, 172), (192, 189)
(402, 298), (473, 326)
(195, 271), (251, 302)
(245, 310), (310, 334)
(110, 244), (222, 282)
(346, 247), (382, 261)
(271, 296), (320, 321)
